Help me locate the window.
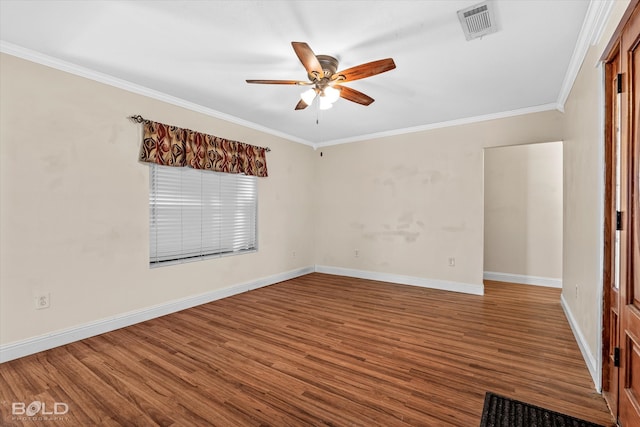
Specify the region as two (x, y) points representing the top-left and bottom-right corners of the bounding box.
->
(149, 165), (257, 266)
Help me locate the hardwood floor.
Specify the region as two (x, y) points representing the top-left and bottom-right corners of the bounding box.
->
(0, 273), (614, 426)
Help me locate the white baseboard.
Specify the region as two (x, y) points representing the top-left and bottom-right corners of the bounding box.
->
(0, 266), (314, 364)
(560, 293), (600, 391)
(483, 271), (562, 288)
(315, 265), (484, 296)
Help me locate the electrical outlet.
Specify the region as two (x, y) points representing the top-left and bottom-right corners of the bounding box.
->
(35, 293), (50, 310)
(448, 257), (455, 267)
(292, 250), (296, 258)
(575, 284), (579, 298)
(354, 249), (359, 257)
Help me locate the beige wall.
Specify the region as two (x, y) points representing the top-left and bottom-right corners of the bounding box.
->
(0, 54), (316, 345)
(484, 142), (563, 279)
(1, 0), (631, 377)
(561, 0), (630, 375)
(314, 113), (564, 288)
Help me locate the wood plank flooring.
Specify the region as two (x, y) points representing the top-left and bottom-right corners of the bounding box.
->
(0, 273), (614, 426)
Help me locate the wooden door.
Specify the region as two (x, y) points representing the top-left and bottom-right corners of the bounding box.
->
(603, 1), (640, 425)
(611, 3), (640, 426)
(603, 51), (621, 416)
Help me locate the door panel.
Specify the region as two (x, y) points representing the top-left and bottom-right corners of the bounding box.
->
(603, 52), (621, 415)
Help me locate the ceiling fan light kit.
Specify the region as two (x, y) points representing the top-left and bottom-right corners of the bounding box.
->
(319, 97), (333, 110)
(300, 88), (317, 106)
(301, 85), (342, 109)
(322, 86), (341, 104)
(246, 42), (396, 111)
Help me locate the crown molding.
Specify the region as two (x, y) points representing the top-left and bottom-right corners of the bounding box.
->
(556, 0), (615, 110)
(588, 0), (616, 47)
(312, 103), (560, 149)
(0, 41), (315, 148)
(1, 38), (575, 151)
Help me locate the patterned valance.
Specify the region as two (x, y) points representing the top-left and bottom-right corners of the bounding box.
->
(138, 120), (268, 177)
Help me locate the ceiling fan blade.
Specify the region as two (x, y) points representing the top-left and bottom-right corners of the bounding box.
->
(246, 79), (309, 85)
(339, 86), (375, 106)
(294, 99), (309, 110)
(291, 42), (323, 80)
(332, 58), (396, 83)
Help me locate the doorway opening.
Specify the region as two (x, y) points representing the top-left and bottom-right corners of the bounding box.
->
(483, 142), (563, 288)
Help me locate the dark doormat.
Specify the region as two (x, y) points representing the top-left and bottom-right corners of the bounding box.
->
(479, 391), (606, 427)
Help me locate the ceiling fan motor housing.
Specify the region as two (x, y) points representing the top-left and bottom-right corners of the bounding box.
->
(314, 55), (339, 80)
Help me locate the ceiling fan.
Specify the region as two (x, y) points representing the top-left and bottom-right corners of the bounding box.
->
(246, 42), (396, 110)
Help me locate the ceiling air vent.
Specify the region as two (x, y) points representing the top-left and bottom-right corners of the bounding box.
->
(457, 2), (497, 41)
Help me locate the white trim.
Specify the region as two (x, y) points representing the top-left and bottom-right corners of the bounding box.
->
(561, 293), (600, 390)
(592, 60), (606, 394)
(0, 266), (314, 363)
(483, 271), (562, 288)
(589, 0), (616, 48)
(313, 103), (560, 148)
(556, 0), (615, 110)
(0, 41), (314, 148)
(315, 265), (484, 296)
(1, 42), (560, 150)
(591, 62), (605, 394)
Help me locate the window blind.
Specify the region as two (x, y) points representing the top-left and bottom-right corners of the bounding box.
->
(149, 165), (257, 266)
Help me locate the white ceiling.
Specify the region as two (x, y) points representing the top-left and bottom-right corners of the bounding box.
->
(0, 1), (603, 147)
